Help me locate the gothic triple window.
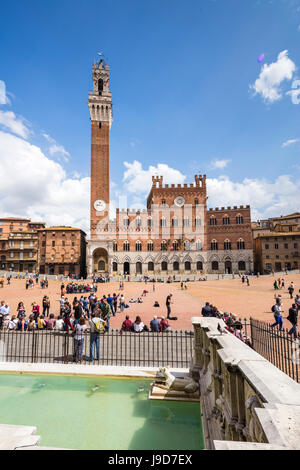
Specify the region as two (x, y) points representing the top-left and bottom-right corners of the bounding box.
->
(123, 241), (130, 251)
(236, 214), (244, 224)
(136, 241), (142, 252)
(224, 239), (232, 250)
(223, 216), (230, 225)
(147, 240), (154, 251)
(210, 217), (217, 226)
(161, 241), (167, 251)
(211, 240), (218, 251)
(237, 239), (245, 250)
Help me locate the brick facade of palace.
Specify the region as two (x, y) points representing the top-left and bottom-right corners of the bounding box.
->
(86, 58), (254, 277)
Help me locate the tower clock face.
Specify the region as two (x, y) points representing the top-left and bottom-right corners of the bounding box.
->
(174, 196), (185, 207)
(94, 199), (107, 212)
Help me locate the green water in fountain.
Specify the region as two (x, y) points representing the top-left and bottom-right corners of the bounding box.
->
(0, 373), (204, 450)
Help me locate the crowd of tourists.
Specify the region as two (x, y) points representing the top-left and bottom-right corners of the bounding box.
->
(271, 279), (300, 339)
(201, 301), (253, 347)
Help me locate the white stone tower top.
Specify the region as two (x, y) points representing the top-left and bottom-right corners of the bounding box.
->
(88, 57), (113, 127)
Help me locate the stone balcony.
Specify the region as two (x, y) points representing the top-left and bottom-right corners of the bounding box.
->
(191, 317), (300, 450)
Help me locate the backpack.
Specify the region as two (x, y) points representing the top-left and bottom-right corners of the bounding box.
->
(94, 319), (105, 333)
(271, 305), (276, 313)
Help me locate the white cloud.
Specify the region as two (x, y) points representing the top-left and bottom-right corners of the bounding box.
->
(42, 133), (70, 161)
(281, 138), (300, 148)
(207, 175), (300, 220)
(0, 110), (31, 139)
(122, 160), (186, 193)
(286, 79), (300, 104)
(250, 50), (296, 103)
(0, 81), (10, 105)
(210, 159), (231, 170)
(0, 130), (90, 234)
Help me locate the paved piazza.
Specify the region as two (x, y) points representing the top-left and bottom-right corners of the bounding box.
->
(0, 273), (299, 331)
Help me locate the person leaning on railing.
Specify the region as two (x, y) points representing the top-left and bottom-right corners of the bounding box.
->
(73, 317), (87, 363)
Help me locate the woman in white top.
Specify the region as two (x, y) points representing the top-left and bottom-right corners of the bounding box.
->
(132, 316), (148, 333)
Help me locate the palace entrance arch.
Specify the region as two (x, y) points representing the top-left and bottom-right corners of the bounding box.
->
(93, 248), (108, 273)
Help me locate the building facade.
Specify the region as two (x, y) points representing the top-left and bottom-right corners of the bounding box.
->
(87, 59), (253, 277)
(0, 217), (45, 272)
(253, 215), (300, 273)
(37, 227), (87, 277)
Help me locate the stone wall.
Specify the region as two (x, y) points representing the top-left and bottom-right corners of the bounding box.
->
(191, 317), (300, 450)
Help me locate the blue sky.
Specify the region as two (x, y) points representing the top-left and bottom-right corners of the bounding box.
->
(0, 0), (299, 233)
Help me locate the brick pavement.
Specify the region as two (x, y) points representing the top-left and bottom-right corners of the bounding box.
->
(0, 274), (299, 331)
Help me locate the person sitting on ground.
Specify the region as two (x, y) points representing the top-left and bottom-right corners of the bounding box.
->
(137, 297), (143, 303)
(37, 314), (47, 330)
(8, 315), (17, 330)
(121, 315), (132, 332)
(27, 314), (36, 331)
(160, 316), (171, 332)
(150, 316), (160, 332)
(129, 298), (136, 303)
(153, 301), (160, 307)
(46, 313), (56, 330)
(131, 315), (148, 332)
(17, 316), (27, 332)
(55, 315), (64, 331)
(201, 302), (212, 317)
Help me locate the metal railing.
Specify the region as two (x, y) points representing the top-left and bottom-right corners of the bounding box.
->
(250, 318), (300, 383)
(0, 329), (194, 368)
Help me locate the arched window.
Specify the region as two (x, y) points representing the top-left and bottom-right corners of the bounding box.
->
(173, 240), (179, 251)
(123, 241), (130, 252)
(172, 217), (178, 227)
(195, 218), (201, 227)
(147, 217), (152, 228)
(196, 240), (202, 250)
(160, 217), (167, 227)
(183, 218), (190, 227)
(161, 240), (167, 251)
(112, 262), (118, 272)
(224, 239), (232, 250)
(196, 261), (203, 271)
(123, 218), (129, 227)
(194, 198), (199, 205)
(136, 241), (142, 251)
(211, 239), (218, 251)
(136, 262), (142, 274)
(135, 217), (141, 227)
(212, 261), (219, 271)
(147, 240), (153, 251)
(173, 261), (179, 271)
(210, 217), (217, 226)
(223, 215), (230, 225)
(113, 242), (118, 252)
(148, 261), (154, 271)
(237, 238), (245, 250)
(161, 199), (166, 206)
(161, 261), (168, 271)
(185, 261), (191, 271)
(238, 260), (246, 271)
(236, 214), (244, 225)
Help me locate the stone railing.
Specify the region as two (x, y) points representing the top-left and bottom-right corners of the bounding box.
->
(191, 317), (300, 450)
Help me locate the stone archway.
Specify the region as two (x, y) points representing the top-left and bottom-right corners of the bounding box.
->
(225, 259), (232, 274)
(124, 262), (130, 275)
(93, 248), (108, 273)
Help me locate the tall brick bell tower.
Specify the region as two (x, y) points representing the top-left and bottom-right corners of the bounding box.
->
(88, 57), (113, 239)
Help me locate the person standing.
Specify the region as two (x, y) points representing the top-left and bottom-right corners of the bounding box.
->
(166, 294), (173, 319)
(101, 299), (112, 331)
(73, 317), (87, 363)
(287, 303), (298, 339)
(88, 312), (105, 361)
(288, 282), (295, 299)
(271, 299), (283, 331)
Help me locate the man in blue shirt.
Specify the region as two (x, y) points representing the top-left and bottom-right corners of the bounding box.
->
(150, 316), (160, 332)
